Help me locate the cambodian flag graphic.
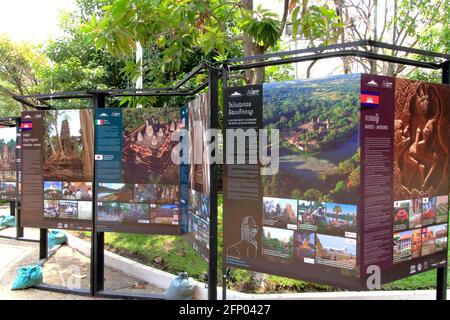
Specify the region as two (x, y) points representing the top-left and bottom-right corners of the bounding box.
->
(20, 121), (32, 131)
(360, 90), (380, 107)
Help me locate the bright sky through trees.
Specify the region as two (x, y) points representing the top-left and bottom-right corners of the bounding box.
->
(0, 0), (76, 44)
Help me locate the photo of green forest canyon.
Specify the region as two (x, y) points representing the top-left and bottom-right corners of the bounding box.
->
(262, 74), (361, 204)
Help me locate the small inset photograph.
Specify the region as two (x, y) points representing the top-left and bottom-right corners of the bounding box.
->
(409, 198), (422, 229)
(421, 197), (436, 226)
(0, 181), (17, 198)
(393, 230), (413, 263)
(77, 201), (92, 220)
(411, 229), (422, 259)
(435, 236), (448, 253)
(297, 200), (322, 231)
(97, 202), (123, 222)
(393, 200), (411, 231)
(97, 183), (134, 202)
(122, 203), (150, 223)
(262, 226), (294, 262)
(294, 230), (315, 262)
(44, 181), (63, 200)
(263, 197), (297, 230)
(317, 202), (357, 237)
(0, 127), (17, 170)
(150, 204), (179, 225)
(43, 200), (59, 218)
(189, 213), (209, 246)
(0, 170), (17, 182)
(316, 234), (357, 269)
(189, 189), (201, 214)
(156, 185), (179, 203)
(194, 193), (209, 222)
(134, 184), (158, 203)
(59, 200), (78, 219)
(435, 196), (448, 224)
(422, 224), (447, 255)
(62, 182), (92, 200)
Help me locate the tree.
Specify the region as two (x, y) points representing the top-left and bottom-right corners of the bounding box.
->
(34, 7), (127, 108)
(333, 204), (342, 222)
(0, 35), (46, 111)
(333, 180), (346, 193)
(290, 188), (303, 199)
(84, 0), (342, 86)
(80, 109), (94, 181)
(303, 188), (322, 201)
(336, 0), (449, 77)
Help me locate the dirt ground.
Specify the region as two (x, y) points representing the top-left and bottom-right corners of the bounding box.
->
(0, 227), (165, 300)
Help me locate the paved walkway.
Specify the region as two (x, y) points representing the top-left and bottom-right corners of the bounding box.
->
(0, 232), (164, 300)
(0, 237), (97, 300)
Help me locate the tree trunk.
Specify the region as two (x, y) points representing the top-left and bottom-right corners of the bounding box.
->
(80, 109), (94, 181)
(252, 45), (266, 84)
(54, 110), (65, 160)
(334, 0), (351, 74)
(306, 60), (318, 78)
(48, 135), (57, 161)
(241, 0), (256, 84)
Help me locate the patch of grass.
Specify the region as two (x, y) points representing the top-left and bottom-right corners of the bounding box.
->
(381, 269), (447, 291)
(104, 232), (208, 281)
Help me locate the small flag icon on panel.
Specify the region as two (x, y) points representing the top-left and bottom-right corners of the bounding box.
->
(95, 154), (103, 160)
(20, 121), (32, 131)
(360, 91), (380, 107)
(96, 119), (104, 125)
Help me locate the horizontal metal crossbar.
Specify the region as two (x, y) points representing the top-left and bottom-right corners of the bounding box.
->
(227, 49), (442, 71)
(224, 40), (450, 64)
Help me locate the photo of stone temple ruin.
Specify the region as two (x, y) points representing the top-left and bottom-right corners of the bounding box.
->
(0, 127), (16, 171)
(122, 109), (180, 184)
(188, 94), (210, 194)
(316, 234), (357, 269)
(43, 110), (94, 182)
(286, 116), (332, 152)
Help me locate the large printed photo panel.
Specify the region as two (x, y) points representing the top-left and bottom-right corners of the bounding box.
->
(0, 125), (18, 201)
(21, 110), (94, 230)
(182, 94), (212, 261)
(223, 74), (449, 290)
(223, 74), (362, 290)
(94, 107), (182, 235)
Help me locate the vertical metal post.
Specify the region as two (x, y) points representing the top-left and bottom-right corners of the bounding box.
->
(15, 201), (23, 238)
(208, 67), (219, 300)
(39, 229), (48, 259)
(222, 266), (228, 300)
(9, 201), (15, 217)
(91, 93), (106, 296)
(221, 64), (228, 301)
(436, 60), (449, 301)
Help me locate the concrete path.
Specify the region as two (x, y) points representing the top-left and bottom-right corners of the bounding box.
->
(0, 236), (164, 300)
(1, 229), (447, 300)
(0, 226), (40, 241)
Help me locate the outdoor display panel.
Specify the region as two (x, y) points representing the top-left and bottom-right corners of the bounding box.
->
(223, 74), (449, 290)
(21, 110), (94, 230)
(181, 94), (211, 260)
(0, 125), (18, 201)
(94, 107), (182, 234)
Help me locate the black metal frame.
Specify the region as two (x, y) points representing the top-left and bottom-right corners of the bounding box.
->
(89, 63), (219, 300)
(221, 40), (449, 300)
(12, 63), (220, 300)
(0, 116), (39, 243)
